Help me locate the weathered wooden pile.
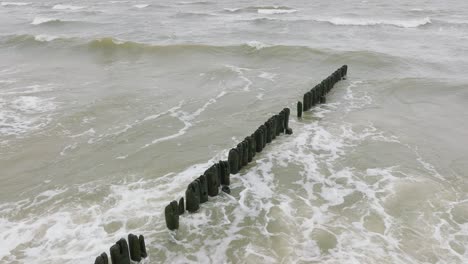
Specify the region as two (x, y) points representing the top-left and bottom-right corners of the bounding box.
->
(93, 234), (147, 264)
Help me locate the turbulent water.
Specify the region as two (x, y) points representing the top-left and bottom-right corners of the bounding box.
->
(1, 0), (468, 263)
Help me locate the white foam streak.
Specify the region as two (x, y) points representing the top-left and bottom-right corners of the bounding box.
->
(1, 1), (29, 6)
(142, 94), (223, 148)
(133, 4), (149, 9)
(0, 95), (57, 136)
(34, 34), (59, 42)
(52, 4), (84, 10)
(225, 64), (252, 91)
(31, 17), (59, 25)
(246, 40), (269, 50)
(257, 8), (297, 15)
(316, 17), (432, 28)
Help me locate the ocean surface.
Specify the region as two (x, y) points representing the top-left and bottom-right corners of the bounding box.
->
(1, 0), (468, 263)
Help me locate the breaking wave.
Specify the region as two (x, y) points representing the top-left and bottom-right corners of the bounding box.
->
(223, 5), (296, 14)
(31, 17), (62, 25)
(314, 17), (432, 28)
(52, 4), (85, 10)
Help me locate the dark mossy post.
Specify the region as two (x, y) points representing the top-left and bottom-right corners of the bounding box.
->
(228, 148), (239, 174)
(110, 238), (131, 264)
(311, 88), (317, 106)
(250, 133), (256, 158)
(255, 129), (263, 152)
(321, 95), (326, 104)
(220, 160), (230, 185)
(197, 175), (208, 203)
(278, 111), (285, 135)
(271, 117), (277, 140)
(215, 162), (222, 184)
(283, 108), (290, 130)
(94, 252), (108, 264)
(165, 200), (179, 230)
(265, 121), (272, 143)
(217, 162), (224, 183)
(297, 101), (302, 118)
(260, 124), (267, 148)
(128, 234), (141, 262)
(307, 91), (313, 109)
(321, 81), (326, 97)
(275, 113), (281, 135)
(247, 136), (255, 161)
(246, 136), (253, 162)
(185, 181), (200, 212)
(178, 197), (185, 215)
(303, 93), (309, 111)
(139, 235), (147, 258)
(270, 119), (276, 141)
(322, 84), (326, 100)
(317, 84), (323, 103)
(242, 140), (249, 166)
(322, 80), (327, 96)
(343, 64), (348, 77)
(205, 165), (220, 197)
(236, 143), (243, 170)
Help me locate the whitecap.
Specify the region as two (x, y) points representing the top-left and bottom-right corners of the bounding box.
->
(52, 4), (85, 10)
(246, 41), (269, 50)
(133, 4), (149, 9)
(316, 17), (432, 28)
(31, 17), (59, 25)
(1, 2), (30, 6)
(11, 96), (56, 114)
(258, 72), (276, 81)
(257, 8), (297, 15)
(224, 8), (240, 12)
(34, 34), (58, 42)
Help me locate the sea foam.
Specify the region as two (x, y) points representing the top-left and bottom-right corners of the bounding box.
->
(34, 34), (58, 42)
(1, 1), (29, 6)
(31, 17), (60, 25)
(52, 4), (85, 10)
(133, 4), (149, 9)
(316, 17), (432, 28)
(257, 8), (297, 15)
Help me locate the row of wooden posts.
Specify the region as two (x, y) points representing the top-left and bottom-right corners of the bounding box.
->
(93, 234), (147, 264)
(90, 65), (348, 262)
(297, 65), (347, 117)
(165, 108), (293, 230)
(165, 65), (348, 231)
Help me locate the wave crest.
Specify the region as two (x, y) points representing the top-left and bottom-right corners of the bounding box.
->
(1, 2), (29, 6)
(316, 17), (432, 28)
(223, 6), (296, 14)
(52, 4), (84, 10)
(31, 17), (62, 25)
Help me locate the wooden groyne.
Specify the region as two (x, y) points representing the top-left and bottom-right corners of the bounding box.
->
(91, 65), (347, 263)
(165, 65), (347, 231)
